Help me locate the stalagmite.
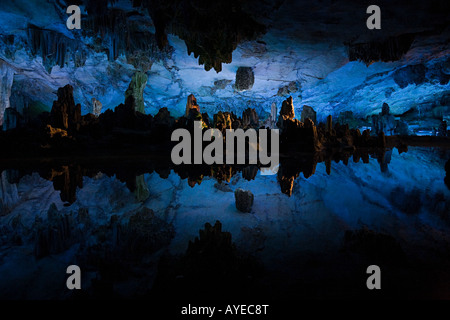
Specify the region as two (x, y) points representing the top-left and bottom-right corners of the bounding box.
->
(125, 72), (148, 113)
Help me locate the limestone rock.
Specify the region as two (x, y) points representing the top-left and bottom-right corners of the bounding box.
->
(393, 64), (426, 89)
(50, 85), (81, 132)
(91, 98), (102, 117)
(300, 105), (316, 124)
(153, 107), (175, 127)
(235, 67), (254, 91)
(125, 71), (148, 113)
(277, 81), (299, 96)
(326, 115), (332, 133)
(242, 108), (259, 128)
(234, 188), (254, 213)
(213, 111), (233, 131)
(214, 79), (232, 90)
(394, 120), (409, 135)
(371, 103), (396, 135)
(2, 107), (20, 131)
(438, 120), (447, 137)
(0, 61), (15, 126)
(277, 96), (295, 129)
(185, 94), (200, 117)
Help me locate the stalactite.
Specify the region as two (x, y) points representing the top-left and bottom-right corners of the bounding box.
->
(26, 25), (86, 72)
(347, 34), (415, 65)
(0, 61), (14, 126)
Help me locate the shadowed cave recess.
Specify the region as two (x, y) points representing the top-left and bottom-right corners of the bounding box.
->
(0, 0), (450, 300)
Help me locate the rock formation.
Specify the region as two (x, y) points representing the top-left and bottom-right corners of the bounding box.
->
(445, 159), (450, 190)
(371, 103), (396, 135)
(300, 105), (317, 124)
(0, 61), (14, 126)
(277, 81), (299, 96)
(213, 111), (233, 132)
(242, 108), (259, 128)
(276, 96), (295, 129)
(438, 120), (448, 137)
(393, 64), (427, 89)
(125, 71), (148, 113)
(0, 171), (19, 215)
(2, 107), (19, 131)
(50, 84), (81, 133)
(91, 98), (102, 117)
(185, 94), (200, 116)
(235, 67), (254, 91)
(234, 188), (254, 213)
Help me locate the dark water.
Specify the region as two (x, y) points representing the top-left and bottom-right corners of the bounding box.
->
(0, 147), (449, 299)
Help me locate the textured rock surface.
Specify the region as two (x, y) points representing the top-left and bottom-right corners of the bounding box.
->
(235, 67), (254, 91)
(125, 72), (148, 113)
(300, 105), (317, 124)
(50, 85), (81, 132)
(234, 188), (254, 213)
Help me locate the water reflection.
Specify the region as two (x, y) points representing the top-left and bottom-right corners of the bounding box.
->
(0, 147), (417, 205)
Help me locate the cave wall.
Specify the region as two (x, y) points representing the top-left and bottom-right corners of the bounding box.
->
(0, 0), (448, 130)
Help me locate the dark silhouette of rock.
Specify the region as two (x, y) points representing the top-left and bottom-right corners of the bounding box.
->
(121, 207), (175, 258)
(445, 159), (450, 190)
(300, 105), (316, 124)
(438, 120), (447, 137)
(343, 227), (405, 263)
(153, 107), (175, 127)
(50, 84), (81, 133)
(2, 107), (20, 131)
(235, 67), (254, 91)
(234, 188), (254, 213)
(242, 108), (259, 128)
(326, 115), (332, 133)
(394, 120), (409, 135)
(348, 33), (415, 65)
(371, 103), (395, 135)
(393, 64), (427, 89)
(34, 203), (75, 258)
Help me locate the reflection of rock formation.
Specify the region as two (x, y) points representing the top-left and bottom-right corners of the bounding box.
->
(234, 188), (254, 213)
(34, 203), (75, 258)
(152, 220), (261, 298)
(43, 165), (84, 204)
(348, 33), (415, 65)
(343, 227), (405, 263)
(0, 170), (19, 215)
(134, 175), (150, 202)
